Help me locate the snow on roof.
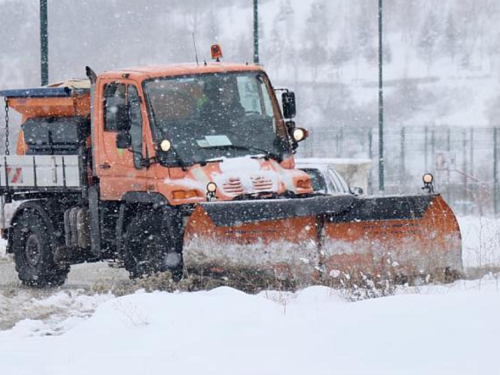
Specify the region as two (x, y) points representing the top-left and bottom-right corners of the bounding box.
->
(0, 79), (90, 99)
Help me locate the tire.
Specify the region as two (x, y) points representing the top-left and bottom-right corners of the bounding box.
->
(123, 209), (183, 280)
(12, 209), (69, 287)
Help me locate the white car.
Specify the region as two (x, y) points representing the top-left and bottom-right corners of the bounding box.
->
(295, 159), (352, 195)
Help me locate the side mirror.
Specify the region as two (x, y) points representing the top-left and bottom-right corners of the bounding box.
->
(115, 104), (131, 132)
(116, 132), (131, 149)
(282, 91), (296, 119)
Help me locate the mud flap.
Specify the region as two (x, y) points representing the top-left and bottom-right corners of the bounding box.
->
(183, 194), (462, 284)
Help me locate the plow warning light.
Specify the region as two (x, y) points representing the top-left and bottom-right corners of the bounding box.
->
(211, 44), (223, 61)
(422, 173), (434, 193)
(423, 173), (434, 184)
(206, 182), (217, 202)
(207, 182), (217, 193)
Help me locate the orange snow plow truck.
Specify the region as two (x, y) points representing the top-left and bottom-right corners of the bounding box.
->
(0, 55), (462, 287)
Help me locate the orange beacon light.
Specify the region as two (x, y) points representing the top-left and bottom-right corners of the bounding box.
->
(211, 44), (223, 61)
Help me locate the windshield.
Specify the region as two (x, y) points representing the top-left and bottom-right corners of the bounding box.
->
(144, 72), (289, 165)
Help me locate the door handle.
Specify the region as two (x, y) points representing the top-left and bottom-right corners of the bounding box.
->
(99, 163), (111, 169)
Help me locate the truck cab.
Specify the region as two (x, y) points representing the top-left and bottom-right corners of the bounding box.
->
(0, 60), (314, 286)
(91, 63), (312, 204)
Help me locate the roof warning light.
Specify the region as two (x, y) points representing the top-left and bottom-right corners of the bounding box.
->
(211, 44), (223, 62)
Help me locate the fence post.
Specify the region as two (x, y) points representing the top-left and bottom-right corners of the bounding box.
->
(494, 127), (498, 216)
(431, 128), (435, 171)
(400, 126), (405, 190)
(470, 127), (474, 180)
(368, 127), (373, 194)
(340, 126), (344, 157)
(447, 128), (451, 201)
(424, 126), (428, 171)
(336, 131), (340, 158)
(463, 129), (467, 214)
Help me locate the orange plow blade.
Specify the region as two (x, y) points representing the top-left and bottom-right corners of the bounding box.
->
(183, 194), (462, 284)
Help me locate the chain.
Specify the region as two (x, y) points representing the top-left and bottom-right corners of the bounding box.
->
(4, 98), (9, 155)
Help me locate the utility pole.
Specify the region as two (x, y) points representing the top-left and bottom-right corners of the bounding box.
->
(40, 0), (49, 86)
(253, 0), (259, 64)
(378, 0), (384, 192)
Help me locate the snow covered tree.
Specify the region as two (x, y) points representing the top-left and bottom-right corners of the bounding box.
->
(355, 3), (375, 62)
(442, 12), (459, 63)
(302, 0), (330, 81)
(267, 0), (295, 80)
(417, 9), (441, 75)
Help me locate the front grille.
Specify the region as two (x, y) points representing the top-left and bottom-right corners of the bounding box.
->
(251, 176), (273, 192)
(222, 177), (244, 196)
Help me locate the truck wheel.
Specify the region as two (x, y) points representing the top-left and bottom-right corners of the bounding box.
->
(12, 210), (69, 287)
(123, 210), (183, 280)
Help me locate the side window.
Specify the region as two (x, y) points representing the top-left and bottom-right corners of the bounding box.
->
(236, 76), (262, 114)
(259, 79), (273, 117)
(258, 77), (276, 131)
(103, 82), (143, 169)
(128, 85), (143, 169)
(104, 83), (126, 132)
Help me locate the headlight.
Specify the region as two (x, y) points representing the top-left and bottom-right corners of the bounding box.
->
(293, 128), (306, 142)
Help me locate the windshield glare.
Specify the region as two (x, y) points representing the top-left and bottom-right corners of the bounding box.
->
(144, 72), (288, 164)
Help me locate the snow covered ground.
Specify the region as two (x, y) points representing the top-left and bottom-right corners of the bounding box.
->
(0, 280), (498, 375)
(0, 215), (499, 374)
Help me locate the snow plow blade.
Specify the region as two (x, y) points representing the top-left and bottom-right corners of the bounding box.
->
(183, 194), (462, 284)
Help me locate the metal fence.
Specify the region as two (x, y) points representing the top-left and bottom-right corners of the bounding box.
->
(298, 125), (500, 216)
(1, 114), (498, 215)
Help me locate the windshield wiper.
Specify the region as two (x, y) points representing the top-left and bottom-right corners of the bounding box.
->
(195, 158), (224, 166)
(208, 145), (281, 162)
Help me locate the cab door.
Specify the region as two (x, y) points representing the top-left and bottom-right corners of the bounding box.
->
(96, 80), (150, 200)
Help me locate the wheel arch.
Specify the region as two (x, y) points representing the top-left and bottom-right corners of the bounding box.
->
(7, 200), (57, 254)
(116, 200), (185, 258)
(115, 192), (172, 257)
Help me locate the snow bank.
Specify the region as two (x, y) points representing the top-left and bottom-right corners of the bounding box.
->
(0, 289), (114, 332)
(0, 282), (498, 375)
